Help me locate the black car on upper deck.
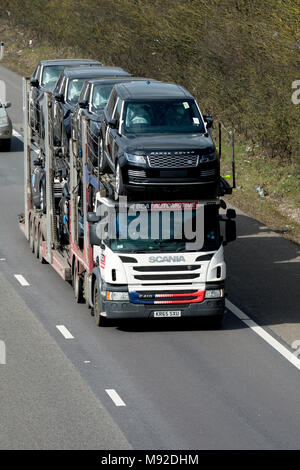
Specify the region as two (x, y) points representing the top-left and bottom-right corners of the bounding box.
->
(51, 66), (130, 152)
(99, 81), (217, 198)
(29, 58), (102, 137)
(71, 77), (158, 165)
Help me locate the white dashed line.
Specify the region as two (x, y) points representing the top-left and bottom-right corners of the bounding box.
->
(0, 258), (6, 261)
(56, 325), (74, 339)
(14, 274), (30, 286)
(105, 389), (126, 407)
(226, 299), (300, 370)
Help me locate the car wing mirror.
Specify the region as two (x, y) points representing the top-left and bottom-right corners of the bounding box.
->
(30, 78), (39, 88)
(4, 101), (11, 109)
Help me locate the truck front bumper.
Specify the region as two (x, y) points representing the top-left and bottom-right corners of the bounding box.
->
(103, 298), (225, 319)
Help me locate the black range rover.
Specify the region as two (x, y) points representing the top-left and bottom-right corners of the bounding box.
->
(99, 81), (219, 198)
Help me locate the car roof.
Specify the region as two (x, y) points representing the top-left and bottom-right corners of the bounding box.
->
(85, 77), (157, 86)
(63, 66), (130, 79)
(39, 59), (102, 66)
(113, 81), (193, 100)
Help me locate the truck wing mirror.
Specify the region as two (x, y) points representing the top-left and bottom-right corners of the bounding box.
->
(30, 78), (39, 88)
(89, 221), (102, 246)
(225, 219), (236, 244)
(226, 208), (236, 219)
(87, 212), (101, 223)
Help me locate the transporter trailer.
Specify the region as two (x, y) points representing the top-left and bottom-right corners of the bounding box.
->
(20, 77), (236, 327)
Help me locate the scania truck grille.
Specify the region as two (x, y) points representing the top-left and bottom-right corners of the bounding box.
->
(129, 289), (205, 304)
(147, 154), (199, 169)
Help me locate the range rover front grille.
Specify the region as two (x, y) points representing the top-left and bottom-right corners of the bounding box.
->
(147, 154), (199, 169)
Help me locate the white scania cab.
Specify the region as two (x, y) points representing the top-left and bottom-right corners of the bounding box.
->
(87, 195), (236, 326)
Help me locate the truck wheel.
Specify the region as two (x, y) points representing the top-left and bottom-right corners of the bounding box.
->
(73, 263), (84, 303)
(38, 225), (46, 264)
(93, 282), (108, 327)
(29, 218), (35, 252)
(34, 224), (39, 258)
(98, 137), (107, 172)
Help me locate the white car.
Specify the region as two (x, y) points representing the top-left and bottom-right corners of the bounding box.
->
(0, 100), (12, 151)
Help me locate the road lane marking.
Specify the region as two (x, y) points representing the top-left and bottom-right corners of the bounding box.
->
(226, 299), (300, 370)
(12, 129), (22, 138)
(14, 274), (30, 286)
(105, 389), (126, 407)
(56, 325), (74, 339)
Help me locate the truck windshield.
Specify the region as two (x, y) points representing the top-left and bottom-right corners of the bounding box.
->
(67, 78), (86, 104)
(41, 65), (65, 90)
(91, 84), (114, 112)
(107, 205), (220, 253)
(122, 99), (205, 134)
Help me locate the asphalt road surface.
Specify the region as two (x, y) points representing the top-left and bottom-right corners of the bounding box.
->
(0, 64), (299, 450)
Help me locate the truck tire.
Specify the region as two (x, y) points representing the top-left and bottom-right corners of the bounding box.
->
(38, 225), (46, 264)
(29, 217), (35, 252)
(93, 282), (108, 327)
(34, 223), (39, 258)
(73, 263), (84, 303)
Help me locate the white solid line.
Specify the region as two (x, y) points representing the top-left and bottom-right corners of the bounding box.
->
(56, 325), (74, 339)
(12, 129), (22, 138)
(105, 389), (126, 407)
(14, 274), (30, 286)
(226, 299), (300, 370)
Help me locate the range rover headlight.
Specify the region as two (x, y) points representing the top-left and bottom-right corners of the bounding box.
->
(125, 153), (146, 164)
(200, 152), (216, 162)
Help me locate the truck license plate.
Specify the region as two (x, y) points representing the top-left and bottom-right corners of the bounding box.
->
(153, 311), (181, 318)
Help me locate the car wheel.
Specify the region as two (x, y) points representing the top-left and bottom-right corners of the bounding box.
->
(40, 179), (46, 214)
(115, 161), (127, 199)
(98, 137), (107, 172)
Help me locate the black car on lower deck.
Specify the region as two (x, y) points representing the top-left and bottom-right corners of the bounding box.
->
(29, 58), (102, 138)
(51, 66), (130, 152)
(99, 81), (218, 198)
(71, 77), (158, 165)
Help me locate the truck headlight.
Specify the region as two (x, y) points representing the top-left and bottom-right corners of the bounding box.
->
(125, 153), (146, 164)
(205, 289), (224, 299)
(106, 291), (129, 301)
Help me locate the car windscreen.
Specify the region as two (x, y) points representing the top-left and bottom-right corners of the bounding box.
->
(41, 65), (65, 90)
(91, 84), (115, 113)
(122, 99), (206, 134)
(67, 78), (86, 104)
